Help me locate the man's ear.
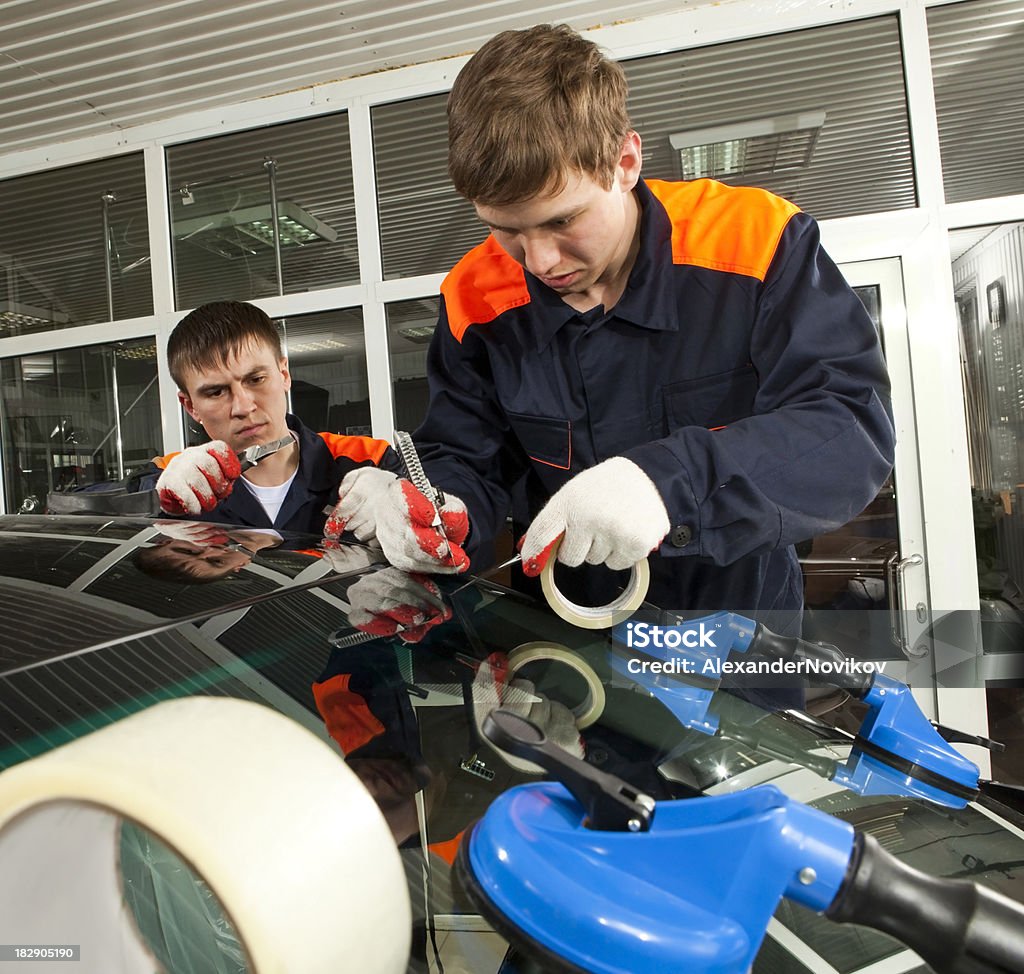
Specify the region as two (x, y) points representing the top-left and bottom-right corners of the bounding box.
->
(178, 390), (199, 422)
(616, 131), (643, 192)
(280, 357), (292, 393)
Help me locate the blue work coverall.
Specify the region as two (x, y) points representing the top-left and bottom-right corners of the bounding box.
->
(415, 178), (896, 623)
(153, 414), (400, 535)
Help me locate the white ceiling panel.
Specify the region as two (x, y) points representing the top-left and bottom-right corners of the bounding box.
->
(0, 0), (701, 155)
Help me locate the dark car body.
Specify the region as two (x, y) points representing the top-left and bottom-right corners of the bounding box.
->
(0, 514), (1022, 974)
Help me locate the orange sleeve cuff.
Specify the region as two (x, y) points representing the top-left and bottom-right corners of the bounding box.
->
(312, 673), (386, 755)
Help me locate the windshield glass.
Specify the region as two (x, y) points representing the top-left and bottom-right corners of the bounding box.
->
(1, 513), (1022, 974)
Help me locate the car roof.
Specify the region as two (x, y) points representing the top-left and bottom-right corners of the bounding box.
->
(0, 514), (368, 662)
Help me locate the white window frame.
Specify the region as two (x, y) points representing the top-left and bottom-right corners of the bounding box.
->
(0, 0), (1019, 738)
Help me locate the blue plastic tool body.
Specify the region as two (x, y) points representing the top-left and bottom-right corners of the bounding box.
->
(610, 612), (756, 733)
(467, 782), (854, 974)
(835, 673), (979, 807)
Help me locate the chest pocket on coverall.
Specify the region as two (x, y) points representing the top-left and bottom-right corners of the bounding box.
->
(506, 412), (572, 470)
(662, 364), (759, 433)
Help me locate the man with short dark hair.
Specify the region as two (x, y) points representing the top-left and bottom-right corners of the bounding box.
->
(154, 300), (401, 533)
(334, 24), (895, 634)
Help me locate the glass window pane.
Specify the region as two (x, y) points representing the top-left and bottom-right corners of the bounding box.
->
(0, 154), (152, 336)
(282, 308), (370, 436)
(372, 94), (487, 280)
(179, 307), (370, 447)
(950, 222), (1024, 783)
(798, 280), (900, 662)
(386, 297), (438, 431)
(1, 338), (161, 512)
(373, 18), (914, 278)
(166, 113), (357, 310)
(929, 0), (1024, 205)
(624, 16), (915, 219)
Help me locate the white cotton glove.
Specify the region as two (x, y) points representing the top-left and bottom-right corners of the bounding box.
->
(156, 441), (241, 516)
(320, 540), (387, 576)
(519, 457), (670, 576)
(470, 654), (585, 774)
(153, 519), (232, 546)
(324, 467), (399, 542)
(375, 477), (470, 574)
(329, 470), (470, 574)
(344, 567), (452, 644)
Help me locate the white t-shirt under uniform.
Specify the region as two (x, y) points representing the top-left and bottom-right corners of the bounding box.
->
(239, 467), (298, 525)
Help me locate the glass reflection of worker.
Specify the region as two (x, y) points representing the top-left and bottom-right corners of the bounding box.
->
(132, 522), (283, 583)
(313, 643), (438, 847)
(330, 24), (895, 670)
(144, 300), (402, 532)
(134, 524), (454, 645)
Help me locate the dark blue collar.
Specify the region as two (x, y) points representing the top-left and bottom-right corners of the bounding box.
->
(528, 179), (679, 353)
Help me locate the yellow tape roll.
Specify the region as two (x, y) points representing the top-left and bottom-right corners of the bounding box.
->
(540, 548), (651, 630)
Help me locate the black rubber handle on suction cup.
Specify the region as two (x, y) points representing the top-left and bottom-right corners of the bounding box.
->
(827, 832), (1024, 974)
(979, 780), (1024, 816)
(482, 709), (654, 832)
(748, 626), (874, 695)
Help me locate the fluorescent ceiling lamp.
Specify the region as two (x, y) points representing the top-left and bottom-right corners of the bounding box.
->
(20, 355), (55, 379)
(114, 343), (158, 361)
(0, 300), (69, 331)
(174, 200), (338, 260)
(669, 111), (826, 181)
(396, 324), (435, 344)
(287, 333), (347, 355)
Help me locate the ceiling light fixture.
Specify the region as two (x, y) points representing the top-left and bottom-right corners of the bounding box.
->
(173, 200), (338, 260)
(670, 111), (827, 181)
(0, 301), (70, 332)
(287, 337), (347, 355)
(396, 325), (436, 345)
(114, 343), (158, 361)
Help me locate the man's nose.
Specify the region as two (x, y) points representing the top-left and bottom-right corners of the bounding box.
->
(522, 235), (560, 276)
(230, 386), (256, 416)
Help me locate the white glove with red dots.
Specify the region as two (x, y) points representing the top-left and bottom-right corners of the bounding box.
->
(328, 468), (470, 574)
(156, 441), (241, 516)
(344, 567), (452, 644)
(519, 457), (670, 576)
(324, 467), (398, 541)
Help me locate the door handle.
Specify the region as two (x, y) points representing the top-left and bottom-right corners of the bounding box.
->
(887, 553), (926, 658)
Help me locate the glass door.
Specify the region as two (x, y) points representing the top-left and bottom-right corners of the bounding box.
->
(801, 258), (933, 691)
(950, 223), (1024, 785)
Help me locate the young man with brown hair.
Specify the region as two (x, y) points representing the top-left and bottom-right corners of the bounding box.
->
(154, 300), (401, 533)
(332, 24), (895, 638)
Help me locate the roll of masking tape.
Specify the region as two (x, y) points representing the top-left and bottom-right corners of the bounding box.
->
(506, 642), (606, 730)
(0, 698), (410, 974)
(540, 548), (650, 630)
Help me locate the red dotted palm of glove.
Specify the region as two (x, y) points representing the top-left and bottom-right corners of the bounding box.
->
(517, 531), (563, 578)
(400, 480), (470, 572)
(480, 651), (512, 696)
(352, 572), (453, 643)
(157, 444), (242, 516)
